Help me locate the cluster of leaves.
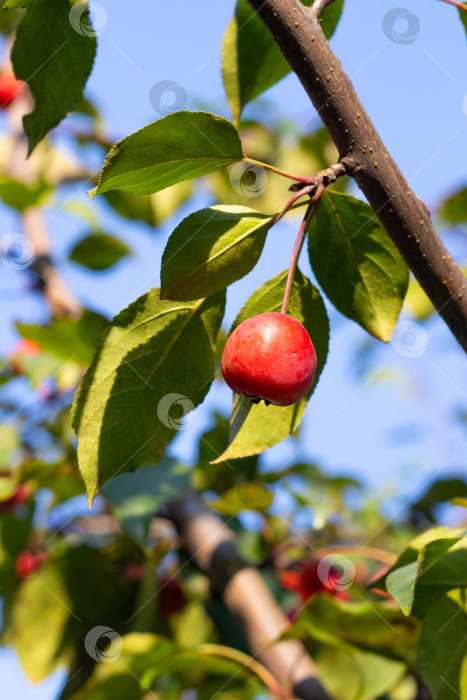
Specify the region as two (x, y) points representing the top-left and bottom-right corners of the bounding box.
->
(0, 0), (466, 699)
(1, 360), (466, 700)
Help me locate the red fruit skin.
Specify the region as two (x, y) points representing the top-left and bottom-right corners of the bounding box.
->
(15, 550), (46, 581)
(0, 73), (24, 109)
(221, 312), (317, 406)
(0, 485), (28, 513)
(280, 558), (350, 602)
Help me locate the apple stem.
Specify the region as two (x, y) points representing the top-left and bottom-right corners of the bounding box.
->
(280, 187), (323, 315)
(242, 157), (315, 183)
(436, 0), (467, 11)
(272, 184), (316, 226)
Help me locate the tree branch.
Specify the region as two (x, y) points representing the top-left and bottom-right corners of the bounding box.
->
(7, 89), (81, 317)
(166, 491), (334, 700)
(247, 0), (467, 350)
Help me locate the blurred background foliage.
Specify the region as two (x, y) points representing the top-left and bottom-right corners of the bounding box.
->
(0, 1), (466, 699)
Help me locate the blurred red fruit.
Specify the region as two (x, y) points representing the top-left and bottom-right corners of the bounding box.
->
(10, 339), (41, 375)
(15, 549), (46, 581)
(280, 557), (351, 602)
(0, 484), (28, 513)
(158, 576), (187, 617)
(0, 72), (24, 109)
(14, 339), (41, 356)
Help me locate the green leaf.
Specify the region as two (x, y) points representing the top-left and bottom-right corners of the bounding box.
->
(16, 311), (108, 366)
(418, 590), (467, 700)
(11, 0), (97, 155)
(316, 643), (406, 700)
(222, 0), (344, 122)
(308, 191), (409, 341)
(2, 0), (44, 7)
(0, 425), (20, 467)
(102, 180), (193, 228)
(0, 176), (50, 211)
(207, 482), (273, 515)
(282, 464), (361, 522)
(405, 276), (434, 322)
(284, 594), (417, 654)
(439, 184), (467, 224)
(72, 288), (225, 503)
(102, 459), (190, 547)
(410, 477), (467, 523)
(69, 232), (131, 271)
(460, 10), (467, 46)
(91, 112), (244, 197)
(20, 459), (84, 506)
(412, 539), (467, 618)
(3, 564), (71, 681)
(173, 603), (216, 649)
(161, 205), (272, 301)
(383, 528), (466, 615)
(102, 189), (157, 227)
(69, 633), (176, 697)
(213, 269), (329, 462)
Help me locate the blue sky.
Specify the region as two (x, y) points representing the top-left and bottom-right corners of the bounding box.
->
(0, 0), (466, 696)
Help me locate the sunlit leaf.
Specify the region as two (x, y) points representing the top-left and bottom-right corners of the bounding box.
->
(11, 0), (96, 154)
(308, 191), (409, 341)
(72, 288), (225, 503)
(91, 112), (244, 197)
(418, 590), (467, 700)
(222, 0), (344, 122)
(161, 205), (273, 301)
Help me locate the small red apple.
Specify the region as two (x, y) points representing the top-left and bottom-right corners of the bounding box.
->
(221, 312), (316, 406)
